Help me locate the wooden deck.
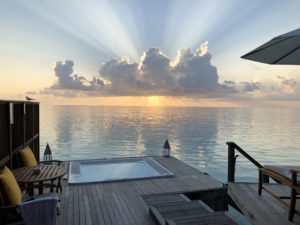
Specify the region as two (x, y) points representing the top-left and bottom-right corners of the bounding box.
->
(228, 182), (300, 225)
(57, 156), (223, 225)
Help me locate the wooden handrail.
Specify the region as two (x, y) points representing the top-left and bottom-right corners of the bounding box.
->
(226, 142), (264, 182)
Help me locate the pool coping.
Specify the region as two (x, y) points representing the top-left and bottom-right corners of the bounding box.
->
(68, 156), (175, 185)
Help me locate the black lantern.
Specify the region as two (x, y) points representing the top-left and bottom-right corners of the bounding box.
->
(163, 139), (171, 157)
(44, 143), (52, 161)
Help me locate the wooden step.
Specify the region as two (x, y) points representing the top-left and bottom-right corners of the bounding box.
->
(143, 193), (239, 225)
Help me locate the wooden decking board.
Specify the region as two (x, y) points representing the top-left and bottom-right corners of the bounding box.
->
(64, 184), (71, 225)
(135, 196), (154, 224)
(244, 185), (288, 224)
(230, 183), (276, 225)
(243, 184), (282, 225)
(111, 196), (128, 225)
(73, 185), (80, 225)
(90, 185), (105, 225)
(104, 198), (119, 225)
(57, 156), (225, 225)
(67, 184), (75, 225)
(172, 212), (235, 224)
(185, 214), (236, 224)
(127, 197), (149, 225)
(117, 196), (137, 225)
(112, 184), (141, 225)
(88, 184), (102, 225)
(97, 186), (107, 225)
(97, 186), (113, 225)
(161, 205), (208, 214)
(142, 194), (186, 207)
(163, 209), (210, 220)
(228, 182), (300, 225)
(125, 196), (152, 225)
(111, 193), (132, 225)
(143, 193), (238, 225)
(80, 184), (88, 225)
(121, 197), (142, 225)
(242, 183), (291, 225)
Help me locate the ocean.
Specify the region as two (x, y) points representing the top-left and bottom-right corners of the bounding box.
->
(40, 105), (300, 183)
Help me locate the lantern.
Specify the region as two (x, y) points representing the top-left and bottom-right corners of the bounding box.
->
(163, 139), (171, 157)
(44, 143), (52, 161)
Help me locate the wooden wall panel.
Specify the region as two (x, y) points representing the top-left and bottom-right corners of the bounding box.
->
(11, 103), (24, 150)
(0, 100), (39, 168)
(0, 103), (9, 166)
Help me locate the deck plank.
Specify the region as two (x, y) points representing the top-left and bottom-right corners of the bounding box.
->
(228, 182), (300, 225)
(79, 184), (87, 225)
(73, 185), (80, 225)
(91, 185), (106, 225)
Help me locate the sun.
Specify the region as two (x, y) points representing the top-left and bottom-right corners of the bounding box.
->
(146, 96), (162, 106)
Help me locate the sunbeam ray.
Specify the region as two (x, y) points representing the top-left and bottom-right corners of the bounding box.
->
(15, 0), (140, 61)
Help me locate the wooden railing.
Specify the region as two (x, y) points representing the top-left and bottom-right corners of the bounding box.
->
(227, 142), (268, 183)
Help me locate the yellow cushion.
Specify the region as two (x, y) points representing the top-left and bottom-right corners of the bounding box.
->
(0, 166), (22, 205)
(20, 146), (38, 167)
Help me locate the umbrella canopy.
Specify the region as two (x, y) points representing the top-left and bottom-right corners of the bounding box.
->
(241, 28), (300, 65)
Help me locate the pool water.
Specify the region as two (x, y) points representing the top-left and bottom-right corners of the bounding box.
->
(68, 157), (174, 184)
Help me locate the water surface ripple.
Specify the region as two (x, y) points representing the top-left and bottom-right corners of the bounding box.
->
(40, 106), (300, 182)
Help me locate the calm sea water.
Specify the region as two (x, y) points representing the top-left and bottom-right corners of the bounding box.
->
(40, 106), (300, 183)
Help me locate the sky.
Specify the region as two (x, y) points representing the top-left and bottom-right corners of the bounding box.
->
(1, 0), (300, 107)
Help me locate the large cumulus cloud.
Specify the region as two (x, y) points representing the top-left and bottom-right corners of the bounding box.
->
(38, 45), (300, 102)
(175, 48), (218, 92)
(46, 46), (219, 96)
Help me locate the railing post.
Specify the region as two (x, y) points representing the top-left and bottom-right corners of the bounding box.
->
(227, 142), (235, 182)
(263, 174), (269, 183)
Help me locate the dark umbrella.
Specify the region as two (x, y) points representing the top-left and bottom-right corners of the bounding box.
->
(242, 29), (300, 222)
(241, 28), (300, 65)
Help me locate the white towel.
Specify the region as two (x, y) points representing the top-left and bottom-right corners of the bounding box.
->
(17, 194), (59, 225)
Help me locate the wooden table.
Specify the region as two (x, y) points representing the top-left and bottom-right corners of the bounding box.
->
(13, 165), (66, 195)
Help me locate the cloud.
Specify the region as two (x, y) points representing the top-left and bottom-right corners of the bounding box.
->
(43, 45), (220, 97)
(219, 80), (236, 93)
(51, 60), (104, 91)
(25, 91), (38, 95)
(38, 44), (299, 103)
(241, 82), (261, 92)
(99, 47), (219, 96)
(174, 48), (218, 93)
(40, 88), (78, 98)
(197, 41), (208, 56)
(140, 48), (175, 92)
(277, 76), (296, 94)
(98, 58), (140, 96)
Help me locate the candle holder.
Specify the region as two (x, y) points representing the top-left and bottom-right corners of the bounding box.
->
(163, 139), (171, 157)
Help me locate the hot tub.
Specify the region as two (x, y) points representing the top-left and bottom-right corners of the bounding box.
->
(68, 157), (174, 184)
